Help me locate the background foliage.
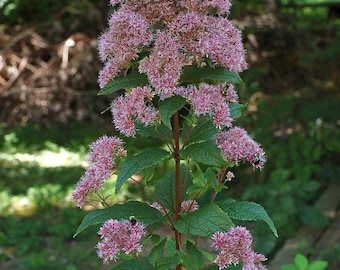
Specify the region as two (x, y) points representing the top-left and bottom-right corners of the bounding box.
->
(0, 0), (339, 269)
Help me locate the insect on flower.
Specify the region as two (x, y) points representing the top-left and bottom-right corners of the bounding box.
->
(129, 216), (137, 226)
(253, 153), (265, 166)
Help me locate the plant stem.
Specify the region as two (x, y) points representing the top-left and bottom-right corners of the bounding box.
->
(173, 111), (182, 270)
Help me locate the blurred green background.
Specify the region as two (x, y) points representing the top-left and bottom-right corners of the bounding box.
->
(0, 0), (339, 269)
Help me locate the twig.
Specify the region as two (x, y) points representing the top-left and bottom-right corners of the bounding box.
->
(0, 56), (28, 94)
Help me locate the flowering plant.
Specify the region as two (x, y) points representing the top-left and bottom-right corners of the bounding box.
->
(72, 1), (278, 269)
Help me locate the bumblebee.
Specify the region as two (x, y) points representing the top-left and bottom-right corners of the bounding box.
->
(129, 216), (137, 226)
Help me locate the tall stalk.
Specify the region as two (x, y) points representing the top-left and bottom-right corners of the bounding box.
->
(173, 111), (182, 270)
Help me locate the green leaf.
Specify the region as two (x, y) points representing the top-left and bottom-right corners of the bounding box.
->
(148, 238), (167, 266)
(206, 266), (219, 270)
(308, 260), (328, 270)
(112, 258), (154, 270)
(298, 205), (328, 227)
(136, 123), (172, 143)
(229, 103), (247, 119)
(154, 171), (176, 213)
(217, 199), (278, 237)
(180, 140), (225, 167)
(181, 241), (205, 270)
(159, 96), (187, 129)
(294, 254), (308, 269)
(155, 255), (181, 270)
(166, 238), (177, 257)
(174, 203), (234, 237)
(281, 265), (299, 270)
(73, 201), (162, 237)
(185, 118), (217, 145)
(116, 148), (170, 192)
(155, 164), (192, 213)
(135, 124), (159, 139)
(199, 248), (215, 263)
(98, 72), (149, 95)
(181, 65), (243, 85)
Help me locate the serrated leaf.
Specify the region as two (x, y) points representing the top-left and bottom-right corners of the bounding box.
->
(174, 203), (234, 237)
(181, 65), (243, 85)
(181, 241), (205, 270)
(155, 164), (192, 213)
(136, 123), (173, 143)
(229, 103), (247, 119)
(74, 201), (162, 237)
(166, 238), (177, 257)
(185, 118), (217, 145)
(98, 72), (149, 95)
(159, 96), (187, 129)
(180, 140), (225, 167)
(155, 255), (181, 270)
(148, 238), (167, 266)
(116, 148), (170, 192)
(113, 258), (154, 270)
(217, 199), (278, 237)
(136, 124), (159, 138)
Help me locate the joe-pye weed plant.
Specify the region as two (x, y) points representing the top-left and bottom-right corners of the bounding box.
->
(72, 1), (278, 269)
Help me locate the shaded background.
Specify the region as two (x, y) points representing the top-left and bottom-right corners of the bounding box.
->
(0, 0), (340, 269)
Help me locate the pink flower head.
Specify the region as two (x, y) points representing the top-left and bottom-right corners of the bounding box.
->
(211, 226), (267, 270)
(176, 83), (233, 128)
(98, 58), (125, 88)
(168, 12), (206, 62)
(111, 86), (159, 137)
(214, 127), (266, 169)
(139, 31), (186, 98)
(110, 0), (124, 6)
(97, 8), (152, 87)
(225, 171), (235, 181)
(150, 202), (168, 215)
(180, 200), (199, 214)
(202, 17), (247, 72)
(120, 0), (179, 25)
(202, 0), (232, 14)
(71, 136), (127, 208)
(96, 219), (146, 263)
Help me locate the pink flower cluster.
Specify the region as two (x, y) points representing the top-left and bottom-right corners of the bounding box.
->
(98, 8), (152, 88)
(71, 136), (127, 208)
(176, 83), (235, 128)
(139, 31), (186, 98)
(180, 199), (200, 214)
(225, 171), (235, 182)
(98, 0), (247, 92)
(111, 86), (159, 137)
(96, 219), (146, 262)
(211, 226), (267, 270)
(150, 200), (199, 215)
(214, 127), (266, 169)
